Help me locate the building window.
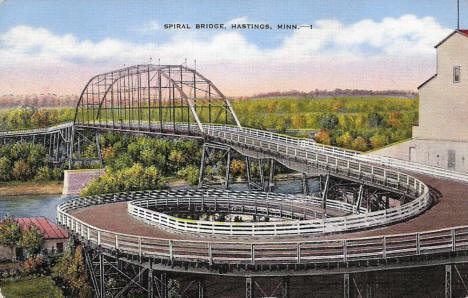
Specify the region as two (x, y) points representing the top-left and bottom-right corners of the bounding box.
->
(454, 66), (461, 83)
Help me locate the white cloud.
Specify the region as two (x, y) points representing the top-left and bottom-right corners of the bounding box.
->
(0, 15), (453, 95)
(136, 21), (161, 34)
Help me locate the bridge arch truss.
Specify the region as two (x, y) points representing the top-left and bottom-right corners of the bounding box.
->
(74, 65), (241, 133)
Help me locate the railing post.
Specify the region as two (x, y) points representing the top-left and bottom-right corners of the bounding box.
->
(416, 233), (421, 255)
(297, 242), (301, 263)
(115, 235), (119, 250)
(169, 240), (174, 262)
(382, 236), (387, 259)
(208, 243), (213, 265)
(138, 237), (142, 259)
(451, 229), (456, 252)
(343, 240), (348, 262)
(251, 244), (255, 264)
(97, 231), (101, 246)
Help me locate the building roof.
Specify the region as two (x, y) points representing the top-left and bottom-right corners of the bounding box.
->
(14, 217), (69, 240)
(435, 29), (468, 48)
(417, 74), (437, 89)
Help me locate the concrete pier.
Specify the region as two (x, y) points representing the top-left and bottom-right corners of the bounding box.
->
(62, 169), (105, 196)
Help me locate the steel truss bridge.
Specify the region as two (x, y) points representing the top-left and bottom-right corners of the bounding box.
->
(3, 65), (468, 297)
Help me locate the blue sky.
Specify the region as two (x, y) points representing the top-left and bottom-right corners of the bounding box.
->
(0, 0), (466, 95)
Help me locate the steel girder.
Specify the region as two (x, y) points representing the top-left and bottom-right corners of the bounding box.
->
(74, 64), (241, 134)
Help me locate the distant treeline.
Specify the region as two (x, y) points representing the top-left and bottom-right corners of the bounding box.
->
(240, 89), (418, 99)
(0, 94), (78, 108)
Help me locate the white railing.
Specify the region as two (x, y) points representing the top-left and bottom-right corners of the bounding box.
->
(355, 154), (468, 183)
(127, 190), (370, 237)
(0, 121), (73, 136)
(57, 191), (468, 265)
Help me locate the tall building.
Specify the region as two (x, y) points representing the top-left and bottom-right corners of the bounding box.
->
(371, 29), (468, 173)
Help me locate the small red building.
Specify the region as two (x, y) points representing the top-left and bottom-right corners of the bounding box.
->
(15, 217), (69, 255)
(0, 217), (69, 260)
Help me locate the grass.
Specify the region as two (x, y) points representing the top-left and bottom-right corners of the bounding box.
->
(0, 262), (20, 271)
(0, 180), (63, 197)
(1, 276), (63, 298)
(65, 169), (104, 173)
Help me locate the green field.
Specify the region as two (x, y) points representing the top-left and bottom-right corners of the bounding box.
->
(1, 276), (63, 298)
(0, 96), (418, 151)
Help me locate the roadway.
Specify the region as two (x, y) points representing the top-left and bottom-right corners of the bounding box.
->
(68, 173), (468, 242)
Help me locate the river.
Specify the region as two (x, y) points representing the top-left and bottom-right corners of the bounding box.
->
(0, 195), (72, 222)
(0, 179), (320, 222)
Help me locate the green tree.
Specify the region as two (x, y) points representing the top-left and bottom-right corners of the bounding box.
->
(12, 160), (34, 181)
(0, 157), (11, 181)
(52, 246), (92, 298)
(0, 218), (22, 257)
(19, 226), (44, 257)
(352, 137), (368, 151)
(320, 114), (339, 130)
(177, 165), (199, 186)
(35, 166), (52, 181)
(230, 160), (246, 177)
(336, 132), (354, 148)
(370, 135), (388, 149)
(367, 113), (383, 128)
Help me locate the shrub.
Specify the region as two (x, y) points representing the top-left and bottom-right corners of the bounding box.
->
(34, 166), (51, 181)
(51, 167), (64, 180)
(0, 157), (11, 181)
(12, 161), (34, 181)
(370, 135), (388, 149)
(336, 132), (353, 148)
(176, 165), (199, 186)
(20, 256), (45, 276)
(352, 137), (368, 151)
(314, 130), (331, 145)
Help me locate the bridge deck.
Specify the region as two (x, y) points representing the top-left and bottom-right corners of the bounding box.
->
(70, 174), (467, 242)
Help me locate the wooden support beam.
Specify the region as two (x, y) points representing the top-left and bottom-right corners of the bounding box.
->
(246, 157), (252, 191)
(259, 159), (265, 190)
(95, 132), (103, 168)
(198, 280), (205, 298)
(225, 149), (231, 189)
(322, 174), (330, 211)
(302, 173), (309, 195)
(245, 277), (253, 298)
(198, 144), (207, 188)
(99, 253), (105, 298)
(282, 277), (289, 298)
(446, 264), (452, 298)
(344, 273), (350, 298)
(268, 159), (275, 192)
(355, 184), (364, 214)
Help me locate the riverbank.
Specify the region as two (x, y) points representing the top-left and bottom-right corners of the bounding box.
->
(0, 181), (63, 197)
